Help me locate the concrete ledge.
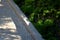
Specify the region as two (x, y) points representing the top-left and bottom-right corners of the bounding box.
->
(7, 0), (44, 40)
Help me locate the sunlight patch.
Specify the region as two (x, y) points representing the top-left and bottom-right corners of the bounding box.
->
(0, 4), (4, 6)
(0, 0), (1, 2)
(0, 17), (17, 32)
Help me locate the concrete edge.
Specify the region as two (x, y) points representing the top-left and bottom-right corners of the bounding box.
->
(7, 0), (44, 40)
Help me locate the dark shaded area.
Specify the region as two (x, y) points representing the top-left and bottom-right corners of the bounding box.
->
(14, 0), (60, 40)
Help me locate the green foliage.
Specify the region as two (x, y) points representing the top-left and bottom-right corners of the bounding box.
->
(44, 19), (54, 26)
(29, 13), (35, 22)
(43, 10), (50, 13)
(14, 0), (60, 40)
(37, 19), (43, 26)
(57, 11), (60, 14)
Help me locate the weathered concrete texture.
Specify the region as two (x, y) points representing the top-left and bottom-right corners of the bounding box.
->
(0, 0), (44, 40)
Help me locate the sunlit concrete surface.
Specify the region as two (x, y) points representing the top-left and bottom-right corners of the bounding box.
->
(0, 17), (16, 32)
(0, 0), (34, 40)
(0, 0), (44, 40)
(0, 0), (21, 39)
